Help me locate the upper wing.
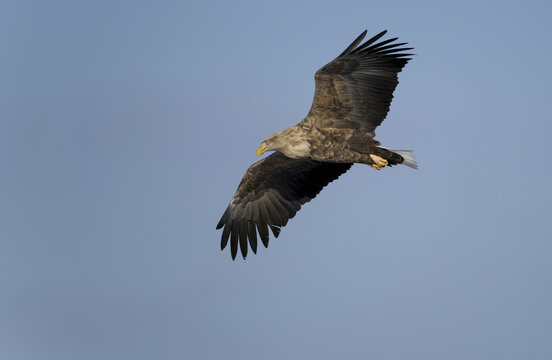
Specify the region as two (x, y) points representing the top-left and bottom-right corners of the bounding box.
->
(216, 152), (352, 260)
(305, 30), (413, 134)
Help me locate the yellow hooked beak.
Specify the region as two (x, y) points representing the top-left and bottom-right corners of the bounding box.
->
(256, 143), (268, 156)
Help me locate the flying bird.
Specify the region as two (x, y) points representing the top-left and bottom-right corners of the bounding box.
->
(217, 30), (416, 260)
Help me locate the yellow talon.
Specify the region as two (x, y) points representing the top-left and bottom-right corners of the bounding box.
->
(369, 154), (388, 170)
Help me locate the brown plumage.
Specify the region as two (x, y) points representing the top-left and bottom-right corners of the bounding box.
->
(217, 30), (417, 260)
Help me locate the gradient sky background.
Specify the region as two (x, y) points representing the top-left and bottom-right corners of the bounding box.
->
(2, 0), (551, 359)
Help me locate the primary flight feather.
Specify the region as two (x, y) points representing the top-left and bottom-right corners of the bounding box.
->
(217, 30), (416, 260)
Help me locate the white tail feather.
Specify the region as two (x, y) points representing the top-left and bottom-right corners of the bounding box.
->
(385, 149), (417, 169)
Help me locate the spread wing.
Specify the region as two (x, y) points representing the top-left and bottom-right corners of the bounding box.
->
(216, 152), (352, 260)
(305, 30), (413, 134)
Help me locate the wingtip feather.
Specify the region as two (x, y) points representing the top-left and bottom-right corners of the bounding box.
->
(338, 30), (368, 57)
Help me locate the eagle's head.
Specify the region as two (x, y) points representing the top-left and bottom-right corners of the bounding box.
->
(256, 133), (280, 156)
(256, 127), (310, 159)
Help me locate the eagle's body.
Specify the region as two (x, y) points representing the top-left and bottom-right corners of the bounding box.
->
(268, 124), (405, 166)
(217, 30), (416, 259)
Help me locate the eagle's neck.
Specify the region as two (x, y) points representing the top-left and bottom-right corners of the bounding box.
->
(272, 125), (311, 159)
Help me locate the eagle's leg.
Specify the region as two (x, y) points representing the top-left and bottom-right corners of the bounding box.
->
(369, 154), (388, 170)
(359, 148), (404, 170)
(347, 135), (405, 169)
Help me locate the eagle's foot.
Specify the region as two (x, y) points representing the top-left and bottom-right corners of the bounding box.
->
(369, 154), (388, 170)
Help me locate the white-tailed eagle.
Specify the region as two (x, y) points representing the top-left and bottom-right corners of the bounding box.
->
(217, 30), (416, 260)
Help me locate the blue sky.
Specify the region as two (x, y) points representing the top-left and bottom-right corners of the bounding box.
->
(2, 0), (551, 359)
